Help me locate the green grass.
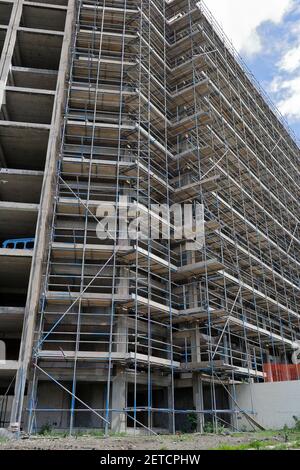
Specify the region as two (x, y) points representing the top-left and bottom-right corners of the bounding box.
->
(37, 429), (131, 439)
(289, 440), (300, 449)
(74, 430), (105, 438)
(38, 431), (68, 438)
(211, 425), (300, 451)
(173, 433), (197, 442)
(214, 440), (279, 451)
(213, 435), (300, 451)
(109, 432), (127, 438)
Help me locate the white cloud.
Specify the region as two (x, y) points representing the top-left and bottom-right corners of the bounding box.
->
(201, 0), (300, 129)
(203, 0), (293, 56)
(268, 11), (300, 122)
(279, 43), (300, 73)
(270, 76), (300, 120)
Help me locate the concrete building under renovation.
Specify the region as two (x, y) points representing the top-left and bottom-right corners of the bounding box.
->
(0, 0), (299, 434)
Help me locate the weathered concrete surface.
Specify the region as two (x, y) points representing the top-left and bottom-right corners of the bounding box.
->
(236, 380), (300, 430)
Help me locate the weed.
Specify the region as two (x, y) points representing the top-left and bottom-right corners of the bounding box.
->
(187, 413), (198, 432)
(293, 416), (300, 432)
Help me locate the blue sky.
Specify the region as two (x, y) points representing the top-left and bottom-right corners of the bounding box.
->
(203, 0), (300, 143)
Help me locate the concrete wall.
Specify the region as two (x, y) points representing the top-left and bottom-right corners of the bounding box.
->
(174, 387), (194, 432)
(36, 382), (106, 431)
(236, 380), (300, 430)
(74, 383), (105, 429)
(36, 382), (70, 431)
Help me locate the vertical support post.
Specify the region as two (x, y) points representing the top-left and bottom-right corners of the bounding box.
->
(114, 314), (128, 354)
(117, 267), (129, 299)
(223, 334), (229, 363)
(192, 374), (204, 433)
(186, 249), (198, 308)
(111, 367), (127, 433)
(167, 385), (174, 433)
(111, 315), (128, 433)
(228, 384), (238, 431)
(191, 323), (204, 432)
(10, 0), (76, 431)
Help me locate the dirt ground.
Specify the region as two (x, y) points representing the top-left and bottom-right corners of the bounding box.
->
(0, 431), (292, 450)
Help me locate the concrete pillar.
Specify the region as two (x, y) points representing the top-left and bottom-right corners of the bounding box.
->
(223, 334), (229, 363)
(187, 282), (198, 309)
(111, 367), (126, 433)
(166, 385), (175, 433)
(111, 314), (127, 432)
(24, 372), (36, 433)
(185, 250), (198, 308)
(114, 315), (128, 353)
(118, 195), (129, 246)
(228, 385), (238, 431)
(191, 323), (201, 364)
(10, 0), (77, 430)
(117, 266), (129, 298)
(191, 322), (204, 432)
(192, 374), (204, 433)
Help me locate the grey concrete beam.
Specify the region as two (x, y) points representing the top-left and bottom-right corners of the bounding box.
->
(24, 0), (68, 6)
(0, 360), (19, 377)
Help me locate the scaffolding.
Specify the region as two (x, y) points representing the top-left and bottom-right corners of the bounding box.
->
(9, 0), (300, 434)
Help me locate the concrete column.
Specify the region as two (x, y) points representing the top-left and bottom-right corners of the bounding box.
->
(117, 266), (129, 298)
(192, 374), (204, 433)
(187, 282), (198, 309)
(111, 367), (127, 433)
(118, 195), (129, 246)
(191, 323), (201, 364)
(114, 315), (128, 353)
(23, 371), (36, 433)
(10, 0), (76, 430)
(191, 322), (204, 432)
(0, 0), (23, 111)
(185, 250), (198, 308)
(228, 385), (238, 431)
(111, 315), (127, 433)
(223, 334), (229, 363)
(165, 385), (175, 433)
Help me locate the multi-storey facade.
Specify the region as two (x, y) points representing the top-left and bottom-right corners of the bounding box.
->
(0, 0), (299, 434)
